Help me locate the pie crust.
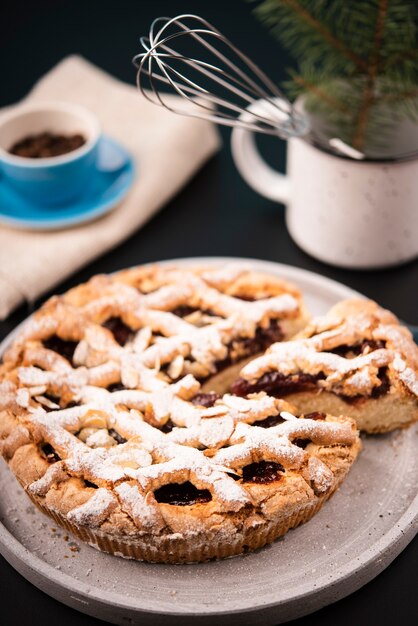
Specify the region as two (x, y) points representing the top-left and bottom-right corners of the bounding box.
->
(0, 263), (361, 563)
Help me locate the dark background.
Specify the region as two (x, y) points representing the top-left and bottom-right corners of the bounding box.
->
(0, 1), (417, 625)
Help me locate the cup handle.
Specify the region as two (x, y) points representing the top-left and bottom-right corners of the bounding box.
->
(230, 98), (291, 204)
(96, 135), (130, 173)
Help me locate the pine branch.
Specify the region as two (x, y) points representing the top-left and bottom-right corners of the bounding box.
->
(381, 88), (418, 101)
(372, 0), (389, 74)
(278, 0), (368, 72)
(250, 0), (418, 154)
(352, 0), (389, 150)
(292, 74), (349, 114)
(381, 48), (418, 69)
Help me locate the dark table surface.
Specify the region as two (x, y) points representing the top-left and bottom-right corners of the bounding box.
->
(0, 1), (417, 625)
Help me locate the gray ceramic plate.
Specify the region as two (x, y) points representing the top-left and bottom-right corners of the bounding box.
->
(0, 258), (417, 625)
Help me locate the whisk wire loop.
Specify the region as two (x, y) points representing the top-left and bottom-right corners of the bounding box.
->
(133, 14), (309, 138)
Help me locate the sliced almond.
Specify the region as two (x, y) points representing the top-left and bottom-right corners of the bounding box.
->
(114, 459), (140, 469)
(83, 410), (108, 429)
(133, 327), (152, 353)
(167, 354), (184, 380)
(183, 310), (203, 325)
(35, 395), (60, 410)
(86, 431), (117, 449)
(123, 369), (140, 389)
(222, 395), (251, 411)
(16, 388), (30, 408)
(27, 385), (47, 397)
(202, 405), (228, 418)
(78, 427), (97, 442)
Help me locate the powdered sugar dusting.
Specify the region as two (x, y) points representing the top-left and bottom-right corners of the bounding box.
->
(115, 482), (163, 530)
(0, 263), (361, 537)
(306, 456), (334, 493)
(392, 356), (418, 396)
(67, 488), (118, 527)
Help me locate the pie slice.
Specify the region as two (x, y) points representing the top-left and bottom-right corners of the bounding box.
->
(232, 299), (418, 433)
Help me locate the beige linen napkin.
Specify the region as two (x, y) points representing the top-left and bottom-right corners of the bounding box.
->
(0, 56), (221, 319)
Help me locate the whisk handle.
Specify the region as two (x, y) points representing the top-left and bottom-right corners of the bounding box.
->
(231, 99), (291, 204)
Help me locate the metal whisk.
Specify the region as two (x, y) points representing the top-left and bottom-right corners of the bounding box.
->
(133, 14), (309, 140)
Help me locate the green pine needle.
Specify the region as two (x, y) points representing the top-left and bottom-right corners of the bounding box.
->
(249, 0), (418, 153)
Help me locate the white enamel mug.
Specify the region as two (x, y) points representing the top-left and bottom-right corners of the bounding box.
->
(231, 98), (418, 269)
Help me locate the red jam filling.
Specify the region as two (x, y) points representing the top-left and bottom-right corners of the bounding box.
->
(231, 371), (324, 397)
(371, 367), (390, 398)
(160, 419), (175, 433)
(41, 443), (61, 463)
(102, 317), (133, 346)
(171, 305), (199, 318)
(43, 336), (78, 364)
(330, 339), (385, 358)
(84, 480), (99, 489)
(341, 367), (390, 403)
(107, 382), (127, 392)
(214, 320), (284, 376)
(255, 414), (285, 428)
(154, 481), (212, 506)
(236, 320), (284, 357)
(191, 392), (221, 408)
(304, 411), (326, 420)
(108, 428), (128, 444)
(242, 461), (284, 484)
(293, 438), (311, 449)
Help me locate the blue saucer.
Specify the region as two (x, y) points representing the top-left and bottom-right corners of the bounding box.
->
(0, 135), (135, 230)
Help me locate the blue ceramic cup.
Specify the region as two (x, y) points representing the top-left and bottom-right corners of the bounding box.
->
(0, 102), (101, 206)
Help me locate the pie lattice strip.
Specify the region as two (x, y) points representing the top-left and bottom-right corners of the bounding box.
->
(5, 265), (305, 384)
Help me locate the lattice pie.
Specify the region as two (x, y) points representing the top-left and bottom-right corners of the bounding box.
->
(0, 263), (363, 563)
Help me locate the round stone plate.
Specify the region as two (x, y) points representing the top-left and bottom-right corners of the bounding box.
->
(0, 257), (417, 625)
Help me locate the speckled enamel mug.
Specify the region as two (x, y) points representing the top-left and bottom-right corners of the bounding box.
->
(231, 98), (418, 270)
